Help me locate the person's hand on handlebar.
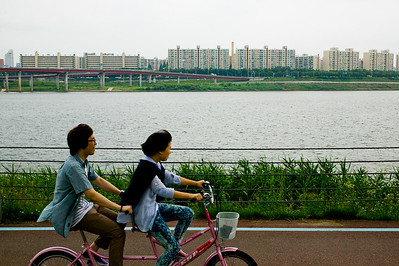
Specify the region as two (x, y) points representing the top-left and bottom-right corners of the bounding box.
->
(121, 205), (133, 215)
(196, 180), (206, 188)
(191, 193), (203, 202)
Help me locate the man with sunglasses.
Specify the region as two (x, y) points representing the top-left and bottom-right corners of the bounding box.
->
(38, 124), (132, 266)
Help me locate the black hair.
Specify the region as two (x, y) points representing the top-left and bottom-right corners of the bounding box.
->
(141, 129), (172, 157)
(67, 124), (93, 155)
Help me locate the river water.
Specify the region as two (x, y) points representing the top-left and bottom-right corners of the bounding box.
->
(1, 91), (398, 171)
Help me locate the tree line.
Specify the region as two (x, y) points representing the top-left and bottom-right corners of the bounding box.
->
(165, 67), (399, 79)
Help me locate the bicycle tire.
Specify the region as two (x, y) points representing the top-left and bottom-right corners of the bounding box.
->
(206, 250), (257, 266)
(30, 250), (83, 266)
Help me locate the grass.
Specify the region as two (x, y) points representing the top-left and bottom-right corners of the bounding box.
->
(1, 157), (399, 222)
(3, 78), (399, 92)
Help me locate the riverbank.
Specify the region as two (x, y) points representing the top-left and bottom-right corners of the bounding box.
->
(2, 79), (399, 92)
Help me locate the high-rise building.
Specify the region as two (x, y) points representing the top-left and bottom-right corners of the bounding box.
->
(321, 48), (360, 71)
(5, 49), (14, 68)
(363, 49), (394, 71)
(296, 54), (320, 70)
(0, 59), (4, 68)
(168, 45), (230, 70)
(82, 52), (140, 69)
(20, 52), (141, 70)
(396, 54), (399, 71)
(234, 46), (296, 70)
(20, 52), (79, 68)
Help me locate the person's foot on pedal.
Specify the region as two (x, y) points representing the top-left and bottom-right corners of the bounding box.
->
(83, 251), (109, 266)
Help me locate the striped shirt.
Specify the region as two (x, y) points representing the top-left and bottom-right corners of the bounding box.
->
(71, 194), (93, 227)
(71, 163), (94, 227)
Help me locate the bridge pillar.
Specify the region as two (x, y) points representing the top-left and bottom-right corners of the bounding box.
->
(65, 72), (69, 91)
(30, 74), (34, 92)
(148, 75), (152, 83)
(56, 74), (60, 90)
(18, 71), (22, 92)
(99, 73), (105, 88)
(214, 78), (216, 84)
(5, 73), (9, 92)
(129, 74), (132, 87)
(177, 76), (180, 84)
(139, 74), (142, 87)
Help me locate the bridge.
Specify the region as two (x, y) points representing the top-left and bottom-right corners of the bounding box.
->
(0, 68), (249, 91)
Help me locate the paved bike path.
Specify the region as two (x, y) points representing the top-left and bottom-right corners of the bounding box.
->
(1, 219), (399, 265)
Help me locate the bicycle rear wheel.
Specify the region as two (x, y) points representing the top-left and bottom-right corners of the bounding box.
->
(30, 250), (83, 266)
(206, 250), (257, 266)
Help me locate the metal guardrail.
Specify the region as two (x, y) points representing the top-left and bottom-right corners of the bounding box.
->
(1, 146), (399, 222)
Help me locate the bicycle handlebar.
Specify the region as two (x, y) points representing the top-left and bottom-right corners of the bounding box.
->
(201, 181), (214, 207)
(188, 181), (214, 206)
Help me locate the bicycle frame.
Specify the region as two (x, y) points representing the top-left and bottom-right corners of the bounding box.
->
(171, 208), (233, 266)
(77, 208), (231, 265)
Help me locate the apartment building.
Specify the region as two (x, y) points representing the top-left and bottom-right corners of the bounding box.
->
(397, 54), (399, 71)
(168, 45), (230, 70)
(19, 52), (141, 70)
(295, 54), (320, 70)
(321, 48), (361, 71)
(20, 52), (79, 68)
(234, 46), (265, 69)
(363, 49), (394, 71)
(234, 46), (296, 70)
(82, 53), (140, 70)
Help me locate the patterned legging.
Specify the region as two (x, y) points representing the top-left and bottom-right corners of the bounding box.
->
(150, 203), (194, 266)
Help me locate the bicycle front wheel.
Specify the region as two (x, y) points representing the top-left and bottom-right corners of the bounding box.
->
(30, 250), (83, 266)
(206, 250), (257, 266)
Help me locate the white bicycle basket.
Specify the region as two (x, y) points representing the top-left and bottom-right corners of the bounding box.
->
(216, 212), (239, 240)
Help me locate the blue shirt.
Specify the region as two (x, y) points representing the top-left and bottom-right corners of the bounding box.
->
(117, 156), (180, 232)
(37, 154), (98, 238)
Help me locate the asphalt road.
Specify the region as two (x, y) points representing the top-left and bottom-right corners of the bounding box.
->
(1, 219), (399, 266)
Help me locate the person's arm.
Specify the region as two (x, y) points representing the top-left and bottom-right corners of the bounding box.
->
(84, 188), (132, 214)
(92, 176), (123, 197)
(174, 190), (203, 201)
(151, 175), (203, 201)
(179, 177), (205, 188)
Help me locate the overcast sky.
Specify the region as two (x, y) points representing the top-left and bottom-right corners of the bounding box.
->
(1, 0), (398, 63)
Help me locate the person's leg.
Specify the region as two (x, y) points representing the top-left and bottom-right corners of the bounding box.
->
(150, 210), (180, 266)
(73, 204), (125, 266)
(158, 203), (194, 242)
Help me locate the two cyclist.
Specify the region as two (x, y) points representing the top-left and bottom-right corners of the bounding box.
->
(38, 126), (203, 266)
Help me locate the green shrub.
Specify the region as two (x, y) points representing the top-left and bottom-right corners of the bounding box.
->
(1, 158), (399, 222)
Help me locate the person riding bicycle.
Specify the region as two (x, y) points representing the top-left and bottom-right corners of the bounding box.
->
(118, 129), (204, 266)
(37, 124), (132, 266)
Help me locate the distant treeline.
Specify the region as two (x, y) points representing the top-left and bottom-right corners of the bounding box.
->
(167, 67), (399, 79)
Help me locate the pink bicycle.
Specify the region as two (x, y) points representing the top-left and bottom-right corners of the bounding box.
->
(29, 183), (257, 265)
